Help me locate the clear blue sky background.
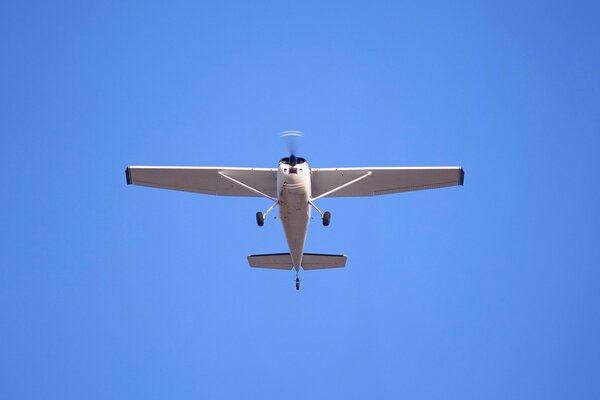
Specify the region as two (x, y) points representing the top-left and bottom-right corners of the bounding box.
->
(1, 1), (599, 399)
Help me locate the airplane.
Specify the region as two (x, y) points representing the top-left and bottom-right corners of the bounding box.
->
(125, 132), (464, 290)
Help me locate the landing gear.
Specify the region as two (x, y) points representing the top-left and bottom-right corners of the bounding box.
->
(296, 277), (300, 290)
(308, 200), (331, 227)
(322, 211), (331, 226)
(256, 212), (264, 227)
(256, 200), (278, 227)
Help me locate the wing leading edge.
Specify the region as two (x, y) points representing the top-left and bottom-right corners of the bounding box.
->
(310, 167), (464, 198)
(126, 166), (277, 197)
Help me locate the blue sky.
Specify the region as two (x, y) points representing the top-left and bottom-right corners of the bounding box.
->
(1, 1), (599, 398)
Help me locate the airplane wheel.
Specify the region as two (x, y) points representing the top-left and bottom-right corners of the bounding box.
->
(322, 211), (331, 226)
(296, 277), (300, 290)
(256, 212), (265, 227)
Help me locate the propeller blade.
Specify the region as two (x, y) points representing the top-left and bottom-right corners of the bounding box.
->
(280, 130), (303, 155)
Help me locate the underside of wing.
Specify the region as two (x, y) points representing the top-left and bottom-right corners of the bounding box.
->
(126, 166), (277, 197)
(310, 167), (464, 198)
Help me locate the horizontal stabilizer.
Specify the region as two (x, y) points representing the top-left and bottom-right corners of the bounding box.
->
(301, 253), (347, 270)
(247, 253), (347, 270)
(247, 253), (293, 270)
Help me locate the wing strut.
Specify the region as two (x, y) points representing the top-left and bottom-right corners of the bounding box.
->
(311, 171), (372, 201)
(218, 171), (277, 201)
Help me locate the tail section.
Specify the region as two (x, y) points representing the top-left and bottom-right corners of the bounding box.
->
(247, 253), (293, 270)
(247, 253), (347, 270)
(301, 253), (347, 270)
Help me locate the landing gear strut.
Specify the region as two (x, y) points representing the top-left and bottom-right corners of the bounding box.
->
(256, 200), (279, 227)
(308, 200), (331, 227)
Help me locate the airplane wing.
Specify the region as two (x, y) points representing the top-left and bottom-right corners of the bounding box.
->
(310, 167), (464, 198)
(126, 166), (278, 197)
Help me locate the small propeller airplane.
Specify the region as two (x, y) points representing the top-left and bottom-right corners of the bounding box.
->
(126, 132), (464, 290)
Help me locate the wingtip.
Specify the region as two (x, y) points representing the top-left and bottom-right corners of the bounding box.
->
(459, 168), (465, 186)
(125, 167), (132, 185)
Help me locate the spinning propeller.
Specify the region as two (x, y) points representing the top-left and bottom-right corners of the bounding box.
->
(280, 130), (303, 166)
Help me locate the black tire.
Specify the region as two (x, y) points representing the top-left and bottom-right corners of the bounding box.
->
(256, 211), (264, 227)
(322, 211), (331, 226)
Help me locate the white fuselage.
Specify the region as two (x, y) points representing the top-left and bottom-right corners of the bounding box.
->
(277, 161), (311, 271)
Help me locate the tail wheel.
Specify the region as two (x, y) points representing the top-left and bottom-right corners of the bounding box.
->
(322, 211), (331, 226)
(256, 212), (265, 227)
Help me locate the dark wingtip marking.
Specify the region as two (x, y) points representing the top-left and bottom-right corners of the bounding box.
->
(459, 168), (465, 186)
(125, 167), (132, 185)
